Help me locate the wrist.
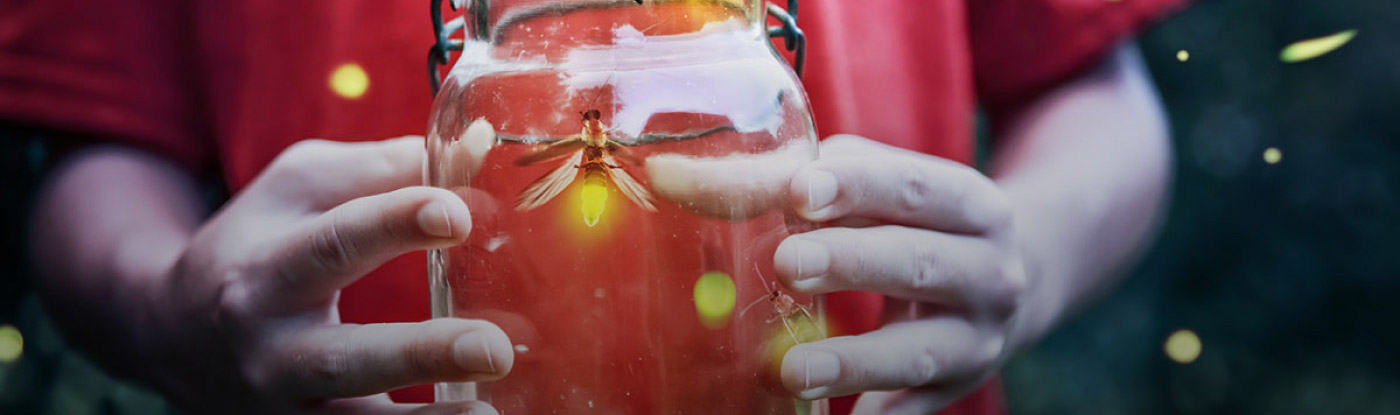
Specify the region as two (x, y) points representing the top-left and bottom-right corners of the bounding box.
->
(113, 229), (193, 383)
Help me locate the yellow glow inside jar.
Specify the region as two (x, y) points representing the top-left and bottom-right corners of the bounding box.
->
(581, 175), (609, 227)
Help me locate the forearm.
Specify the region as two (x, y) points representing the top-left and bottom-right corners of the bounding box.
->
(990, 43), (1173, 351)
(30, 144), (204, 380)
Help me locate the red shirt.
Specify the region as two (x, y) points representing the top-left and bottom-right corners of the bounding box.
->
(1, 0), (1181, 413)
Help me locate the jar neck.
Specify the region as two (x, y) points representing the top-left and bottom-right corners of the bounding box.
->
(463, 0), (764, 44)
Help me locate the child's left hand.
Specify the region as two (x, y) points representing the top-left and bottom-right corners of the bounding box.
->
(648, 134), (1027, 413)
(770, 135), (1026, 414)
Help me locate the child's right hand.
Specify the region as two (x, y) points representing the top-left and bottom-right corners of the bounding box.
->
(141, 137), (511, 415)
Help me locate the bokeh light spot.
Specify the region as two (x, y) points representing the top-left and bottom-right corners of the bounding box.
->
(1176, 50), (1190, 62)
(693, 271), (736, 329)
(1263, 147), (1282, 164)
(1165, 329), (1202, 364)
(0, 325), (23, 364)
(1280, 30), (1357, 63)
(329, 63), (370, 99)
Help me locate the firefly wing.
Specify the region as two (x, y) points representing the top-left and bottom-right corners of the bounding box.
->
(515, 151), (583, 211)
(603, 154), (658, 212)
(515, 136), (586, 166)
(604, 140), (643, 166)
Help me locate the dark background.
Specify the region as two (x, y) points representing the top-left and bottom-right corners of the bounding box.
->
(3, 0), (1399, 413)
(1003, 0), (1400, 413)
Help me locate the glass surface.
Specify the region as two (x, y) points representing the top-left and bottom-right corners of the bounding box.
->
(426, 1), (824, 414)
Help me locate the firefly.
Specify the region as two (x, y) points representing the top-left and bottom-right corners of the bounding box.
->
(515, 109), (657, 226)
(739, 264), (825, 344)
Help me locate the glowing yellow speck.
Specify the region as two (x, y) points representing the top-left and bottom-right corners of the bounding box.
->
(1176, 50), (1190, 62)
(0, 325), (23, 364)
(329, 63), (369, 99)
(1165, 329), (1202, 364)
(694, 271), (737, 329)
(580, 175), (608, 227)
(1263, 147), (1282, 164)
(1281, 30), (1357, 63)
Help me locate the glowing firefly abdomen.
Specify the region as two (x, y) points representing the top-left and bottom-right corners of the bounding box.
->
(580, 166), (610, 227)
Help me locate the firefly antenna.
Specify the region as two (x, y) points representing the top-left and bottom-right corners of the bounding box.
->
(580, 71), (616, 115)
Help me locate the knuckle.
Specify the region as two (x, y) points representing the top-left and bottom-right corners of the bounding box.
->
(894, 160), (933, 213)
(213, 273), (257, 332)
(308, 212), (355, 274)
(908, 343), (944, 385)
(401, 322), (462, 377)
(980, 334), (1008, 365)
(909, 243), (946, 293)
(975, 193), (1013, 232)
(242, 351), (286, 398)
(961, 172), (1012, 232)
(303, 344), (354, 394)
(276, 329), (356, 396)
(986, 260), (1027, 317)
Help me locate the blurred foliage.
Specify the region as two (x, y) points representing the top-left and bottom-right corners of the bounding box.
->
(1004, 0), (1400, 413)
(4, 0), (1400, 414)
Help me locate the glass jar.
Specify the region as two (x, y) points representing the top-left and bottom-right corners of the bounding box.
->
(425, 1), (823, 414)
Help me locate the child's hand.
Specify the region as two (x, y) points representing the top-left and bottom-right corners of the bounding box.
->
(645, 134), (1025, 412)
(772, 135), (1025, 414)
(145, 137), (512, 415)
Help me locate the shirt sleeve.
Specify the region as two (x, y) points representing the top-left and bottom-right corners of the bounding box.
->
(969, 0), (1187, 117)
(0, 0), (210, 170)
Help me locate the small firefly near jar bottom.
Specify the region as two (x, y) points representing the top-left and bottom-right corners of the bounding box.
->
(424, 0), (824, 414)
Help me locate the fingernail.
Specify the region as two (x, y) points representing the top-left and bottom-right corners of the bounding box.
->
(803, 169), (838, 217)
(453, 334), (499, 375)
(417, 200), (454, 238)
(776, 237), (830, 284)
(802, 350), (840, 391)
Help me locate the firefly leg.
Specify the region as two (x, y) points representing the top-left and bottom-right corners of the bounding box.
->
(795, 305), (826, 338)
(738, 296), (769, 320)
(780, 316), (801, 344)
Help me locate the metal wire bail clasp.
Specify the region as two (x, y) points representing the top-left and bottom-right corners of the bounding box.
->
(428, 0), (472, 95)
(766, 0), (805, 77)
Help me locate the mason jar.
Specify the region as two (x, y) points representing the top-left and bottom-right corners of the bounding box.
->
(425, 1), (823, 413)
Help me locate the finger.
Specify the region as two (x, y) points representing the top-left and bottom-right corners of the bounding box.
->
(257, 137), (428, 211)
(849, 386), (972, 415)
(773, 226), (1024, 313)
(258, 186), (470, 308)
(646, 140), (813, 220)
(272, 318), (513, 399)
(790, 136), (1010, 234)
(317, 397), (499, 415)
(779, 318), (1002, 400)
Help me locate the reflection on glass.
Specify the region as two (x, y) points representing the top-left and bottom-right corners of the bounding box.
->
(426, 1), (823, 414)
